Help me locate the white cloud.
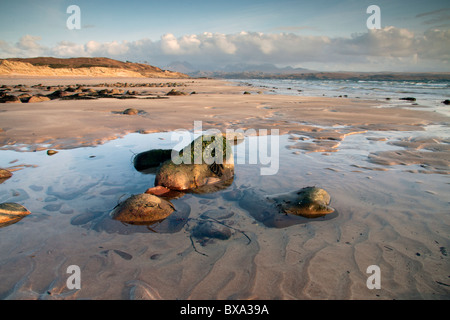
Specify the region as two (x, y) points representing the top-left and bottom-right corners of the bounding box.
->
(1, 26), (449, 71)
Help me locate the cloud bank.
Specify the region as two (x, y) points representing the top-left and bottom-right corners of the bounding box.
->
(1, 26), (449, 72)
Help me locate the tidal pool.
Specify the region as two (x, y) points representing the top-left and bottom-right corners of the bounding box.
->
(0, 130), (448, 299)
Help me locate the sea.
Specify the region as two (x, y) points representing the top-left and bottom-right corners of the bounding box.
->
(233, 78), (450, 117)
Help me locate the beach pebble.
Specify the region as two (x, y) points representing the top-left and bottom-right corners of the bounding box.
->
(0, 169), (13, 179)
(442, 99), (450, 105)
(0, 202), (31, 226)
(122, 108), (139, 115)
(110, 193), (175, 223)
(47, 149), (58, 155)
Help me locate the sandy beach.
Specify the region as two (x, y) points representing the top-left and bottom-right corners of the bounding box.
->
(0, 76), (449, 300)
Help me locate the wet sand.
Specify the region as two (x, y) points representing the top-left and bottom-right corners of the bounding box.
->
(0, 76), (449, 300)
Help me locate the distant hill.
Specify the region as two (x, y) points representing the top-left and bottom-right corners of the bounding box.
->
(165, 61), (315, 77)
(0, 57), (189, 78)
(194, 70), (450, 81)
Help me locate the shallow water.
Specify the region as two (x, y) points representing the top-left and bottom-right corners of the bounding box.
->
(0, 129), (449, 299)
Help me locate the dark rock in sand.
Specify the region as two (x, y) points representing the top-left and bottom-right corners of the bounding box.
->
(110, 193), (175, 224)
(18, 93), (32, 102)
(0, 95), (21, 103)
(134, 149), (173, 171)
(399, 97), (416, 101)
(46, 90), (70, 100)
(191, 221), (232, 240)
(166, 89), (186, 96)
(442, 99), (450, 105)
(0, 202), (31, 227)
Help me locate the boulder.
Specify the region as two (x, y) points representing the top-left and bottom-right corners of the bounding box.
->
(0, 202), (31, 227)
(110, 193), (175, 224)
(155, 134), (234, 191)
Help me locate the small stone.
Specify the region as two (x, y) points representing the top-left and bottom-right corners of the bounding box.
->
(442, 99), (450, 105)
(166, 89), (186, 96)
(122, 108), (139, 115)
(47, 150), (58, 156)
(0, 169), (13, 179)
(0, 202), (31, 226)
(399, 97), (416, 101)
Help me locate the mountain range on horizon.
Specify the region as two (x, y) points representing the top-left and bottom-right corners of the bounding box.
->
(163, 61), (450, 80)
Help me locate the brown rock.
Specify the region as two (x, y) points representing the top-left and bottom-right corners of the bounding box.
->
(122, 108), (139, 115)
(110, 193), (175, 223)
(28, 95), (51, 103)
(0, 169), (13, 179)
(0, 202), (31, 227)
(0, 95), (21, 103)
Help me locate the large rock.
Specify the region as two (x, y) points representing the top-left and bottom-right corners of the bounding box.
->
(0, 202), (31, 227)
(155, 134), (234, 191)
(110, 193), (175, 224)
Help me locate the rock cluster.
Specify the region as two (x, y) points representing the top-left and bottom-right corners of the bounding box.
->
(0, 82), (192, 103)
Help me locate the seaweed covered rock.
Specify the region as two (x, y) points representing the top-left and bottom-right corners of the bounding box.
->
(110, 193), (175, 224)
(155, 134), (234, 191)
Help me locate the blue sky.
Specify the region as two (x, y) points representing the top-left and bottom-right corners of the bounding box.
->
(1, 0), (449, 71)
